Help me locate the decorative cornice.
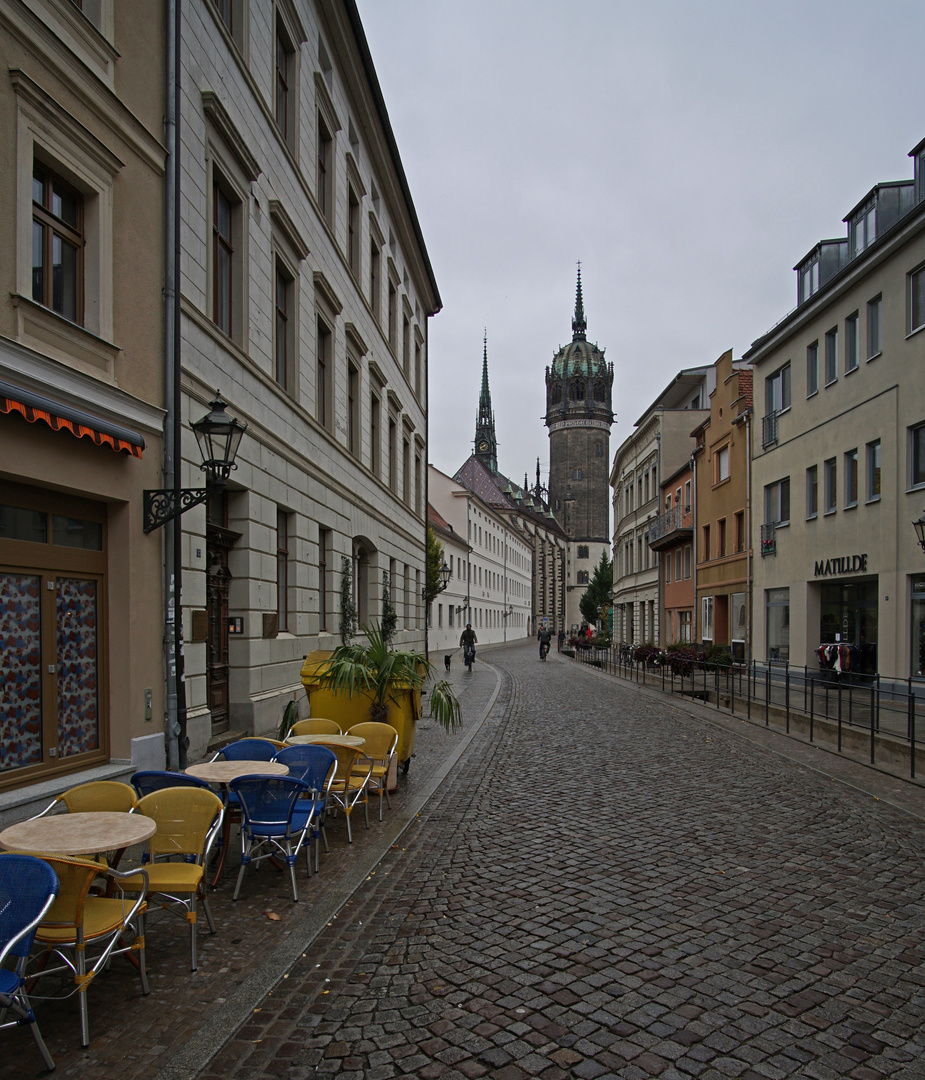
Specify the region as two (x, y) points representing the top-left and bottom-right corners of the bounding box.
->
(201, 90), (261, 182)
(269, 199), (309, 260)
(344, 322), (368, 356)
(345, 151), (366, 199)
(368, 359), (387, 386)
(312, 271), (343, 315)
(314, 70), (342, 133)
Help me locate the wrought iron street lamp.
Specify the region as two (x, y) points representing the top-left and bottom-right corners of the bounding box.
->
(423, 561), (452, 599)
(913, 510), (925, 553)
(144, 392), (247, 533)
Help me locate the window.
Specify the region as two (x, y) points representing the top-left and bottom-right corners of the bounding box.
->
(388, 279), (397, 351)
(276, 510), (289, 631)
(347, 363), (359, 457)
(402, 436), (411, 506)
(316, 318), (332, 430)
(702, 524), (711, 561)
(274, 261), (293, 390)
(275, 20), (294, 145)
(867, 295), (881, 359)
(911, 422), (925, 488)
(766, 363), (791, 414)
(679, 610), (692, 643)
(577, 570), (589, 585)
(734, 511), (745, 553)
(683, 545), (691, 579)
(402, 313), (410, 376)
(845, 312), (859, 372)
(911, 265), (925, 334)
(701, 596), (714, 643)
(844, 449), (858, 507)
(32, 163), (82, 324)
(718, 518), (727, 557)
(577, 545), (589, 559)
(715, 445), (730, 484)
(388, 414), (397, 493)
(806, 464), (818, 519)
(684, 481), (691, 513)
(766, 587), (790, 661)
(415, 452), (422, 516)
(674, 548), (682, 580)
(824, 458), (837, 513)
(806, 341), (819, 396)
(765, 478), (790, 525)
(347, 187), (360, 276)
(369, 240), (380, 320)
(213, 182), (235, 336)
(799, 258), (820, 303)
(213, 0), (232, 30)
(370, 390), (381, 477)
(316, 115), (333, 223)
(665, 557), (671, 583)
(318, 527), (330, 631)
(866, 440), (881, 502)
(850, 203), (876, 258)
(825, 327), (838, 385)
(414, 337), (423, 400)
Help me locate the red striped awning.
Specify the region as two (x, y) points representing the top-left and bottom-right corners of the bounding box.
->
(0, 379), (145, 458)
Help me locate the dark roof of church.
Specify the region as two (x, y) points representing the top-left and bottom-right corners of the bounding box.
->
(453, 456), (568, 538)
(549, 266), (608, 379)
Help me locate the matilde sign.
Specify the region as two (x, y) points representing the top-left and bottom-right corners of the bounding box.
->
(814, 554), (868, 577)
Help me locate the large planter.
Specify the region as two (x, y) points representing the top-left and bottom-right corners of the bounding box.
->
(300, 650), (419, 774)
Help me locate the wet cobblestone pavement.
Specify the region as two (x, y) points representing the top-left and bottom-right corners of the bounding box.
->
(7, 641), (925, 1079)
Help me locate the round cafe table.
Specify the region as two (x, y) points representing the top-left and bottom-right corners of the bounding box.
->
(284, 734), (365, 748)
(185, 760), (289, 885)
(0, 811), (156, 858)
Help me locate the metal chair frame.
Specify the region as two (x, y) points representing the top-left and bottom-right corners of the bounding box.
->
(272, 745), (337, 871)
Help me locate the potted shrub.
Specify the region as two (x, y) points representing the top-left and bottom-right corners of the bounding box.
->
(300, 623), (461, 775)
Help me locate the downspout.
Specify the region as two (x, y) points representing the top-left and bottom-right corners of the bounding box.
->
(423, 319), (429, 659)
(691, 452), (698, 641)
(745, 408), (752, 663)
(163, 0), (181, 769)
(655, 431), (661, 648)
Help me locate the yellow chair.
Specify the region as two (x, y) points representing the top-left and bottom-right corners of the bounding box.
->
(346, 723), (398, 821)
(119, 787), (224, 971)
(323, 744), (372, 843)
(29, 853), (149, 1048)
(31, 780), (138, 818)
(286, 717), (342, 738)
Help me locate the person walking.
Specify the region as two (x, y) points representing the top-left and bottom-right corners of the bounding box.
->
(459, 623), (477, 668)
(557, 629), (565, 652)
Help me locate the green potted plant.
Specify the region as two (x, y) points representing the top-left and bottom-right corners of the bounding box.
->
(300, 623), (461, 775)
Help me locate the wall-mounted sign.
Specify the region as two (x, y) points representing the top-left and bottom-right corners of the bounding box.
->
(227, 617), (244, 634)
(548, 419), (611, 433)
(813, 554), (868, 577)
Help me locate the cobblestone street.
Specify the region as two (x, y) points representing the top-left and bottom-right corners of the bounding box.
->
(8, 641), (925, 1080)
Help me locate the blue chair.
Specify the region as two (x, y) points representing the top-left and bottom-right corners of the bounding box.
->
(130, 770), (213, 798)
(0, 854), (59, 1071)
(211, 739), (278, 762)
(228, 776), (320, 902)
(273, 745), (337, 871)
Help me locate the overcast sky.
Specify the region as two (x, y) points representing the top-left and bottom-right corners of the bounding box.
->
(356, 0), (923, 487)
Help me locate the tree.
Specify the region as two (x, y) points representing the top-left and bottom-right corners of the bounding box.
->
(381, 570), (397, 644)
(579, 550), (613, 625)
(423, 527), (446, 607)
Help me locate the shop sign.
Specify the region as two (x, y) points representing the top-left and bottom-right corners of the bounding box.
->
(813, 554), (868, 577)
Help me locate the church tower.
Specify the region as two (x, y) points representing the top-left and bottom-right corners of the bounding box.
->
(474, 332), (498, 473)
(545, 268), (614, 626)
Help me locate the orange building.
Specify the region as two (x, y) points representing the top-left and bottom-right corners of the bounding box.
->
(648, 461), (695, 644)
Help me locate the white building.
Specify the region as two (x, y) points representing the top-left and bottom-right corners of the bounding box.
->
(177, 0), (440, 758)
(428, 465), (532, 655)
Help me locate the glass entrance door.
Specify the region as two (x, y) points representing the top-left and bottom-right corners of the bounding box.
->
(819, 578), (878, 674)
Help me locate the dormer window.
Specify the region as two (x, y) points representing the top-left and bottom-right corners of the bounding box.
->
(850, 201), (876, 258)
(799, 258), (820, 304)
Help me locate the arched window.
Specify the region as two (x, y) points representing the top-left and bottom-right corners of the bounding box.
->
(550, 382), (562, 405)
(594, 379), (606, 402)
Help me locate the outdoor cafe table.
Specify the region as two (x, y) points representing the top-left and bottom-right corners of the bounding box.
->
(185, 760), (289, 884)
(0, 811), (156, 858)
(284, 734), (365, 748)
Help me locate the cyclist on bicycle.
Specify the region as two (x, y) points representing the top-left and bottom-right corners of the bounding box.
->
(538, 627), (552, 661)
(460, 623), (477, 666)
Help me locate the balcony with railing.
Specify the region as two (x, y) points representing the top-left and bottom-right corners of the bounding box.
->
(646, 504), (693, 551)
(760, 521), (777, 556)
(762, 410), (779, 448)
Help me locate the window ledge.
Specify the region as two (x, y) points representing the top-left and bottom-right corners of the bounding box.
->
(866, 351), (882, 363)
(824, 509), (837, 516)
(865, 496), (881, 505)
(844, 502), (858, 511)
(906, 323), (925, 341)
(11, 294), (120, 379)
(845, 365), (859, 376)
(806, 390), (819, 399)
(806, 513), (818, 521)
(824, 379), (838, 388)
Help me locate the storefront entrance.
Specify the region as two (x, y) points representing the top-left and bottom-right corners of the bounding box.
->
(819, 577), (878, 674)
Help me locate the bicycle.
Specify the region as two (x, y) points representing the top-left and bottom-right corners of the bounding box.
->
(463, 643), (475, 672)
(539, 640), (550, 661)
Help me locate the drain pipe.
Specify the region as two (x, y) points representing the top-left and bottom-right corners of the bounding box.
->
(163, 0), (184, 769)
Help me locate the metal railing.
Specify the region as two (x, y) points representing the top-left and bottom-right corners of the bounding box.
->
(569, 646), (924, 779)
(645, 504), (691, 546)
(762, 410), (779, 447)
(760, 521), (776, 556)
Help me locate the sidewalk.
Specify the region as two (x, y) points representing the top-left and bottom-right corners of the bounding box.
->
(0, 657), (501, 1080)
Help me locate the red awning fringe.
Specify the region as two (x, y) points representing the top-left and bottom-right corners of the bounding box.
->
(1, 396), (143, 458)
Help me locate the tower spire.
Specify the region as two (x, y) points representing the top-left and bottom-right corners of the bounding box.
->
(473, 329), (498, 473)
(571, 261), (587, 340)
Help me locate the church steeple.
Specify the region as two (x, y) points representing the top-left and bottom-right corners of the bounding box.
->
(571, 262), (587, 341)
(474, 330), (498, 472)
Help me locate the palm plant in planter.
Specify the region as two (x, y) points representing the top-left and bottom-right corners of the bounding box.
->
(319, 623), (462, 732)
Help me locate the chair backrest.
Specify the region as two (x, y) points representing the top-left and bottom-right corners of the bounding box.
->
(345, 722), (398, 762)
(58, 780), (138, 814)
(0, 853), (59, 962)
(131, 770), (213, 798)
(25, 854), (107, 933)
(229, 776), (316, 829)
(217, 738), (278, 761)
(274, 745), (337, 793)
(323, 744), (364, 783)
(136, 788), (224, 861)
(288, 717), (341, 737)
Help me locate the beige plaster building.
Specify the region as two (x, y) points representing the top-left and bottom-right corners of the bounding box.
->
(611, 368), (712, 647)
(745, 137), (925, 680)
(0, 1), (168, 804)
